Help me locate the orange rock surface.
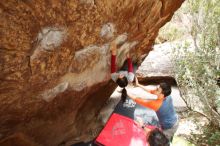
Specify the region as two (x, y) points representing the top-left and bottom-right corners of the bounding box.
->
(0, 0), (184, 145)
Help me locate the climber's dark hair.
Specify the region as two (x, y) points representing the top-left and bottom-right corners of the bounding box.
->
(121, 88), (127, 103)
(148, 128), (170, 146)
(116, 76), (128, 88)
(159, 82), (171, 97)
(116, 77), (128, 103)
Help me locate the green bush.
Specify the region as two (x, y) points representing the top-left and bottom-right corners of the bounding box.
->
(170, 0), (220, 145)
(208, 131), (220, 146)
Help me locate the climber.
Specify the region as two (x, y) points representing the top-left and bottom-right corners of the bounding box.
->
(126, 77), (179, 142)
(110, 41), (134, 103)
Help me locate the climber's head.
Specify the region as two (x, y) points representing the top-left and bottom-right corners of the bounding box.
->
(116, 76), (128, 88)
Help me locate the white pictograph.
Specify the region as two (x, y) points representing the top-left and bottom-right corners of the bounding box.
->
(123, 99), (136, 108)
(112, 120), (126, 137)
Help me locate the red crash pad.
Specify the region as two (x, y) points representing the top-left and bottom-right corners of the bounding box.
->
(95, 113), (148, 146)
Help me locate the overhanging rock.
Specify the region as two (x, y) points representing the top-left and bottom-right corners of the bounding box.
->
(0, 0), (184, 145)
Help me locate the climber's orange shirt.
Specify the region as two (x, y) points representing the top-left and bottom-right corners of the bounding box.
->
(134, 90), (164, 111)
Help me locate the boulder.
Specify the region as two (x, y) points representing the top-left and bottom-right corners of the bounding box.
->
(0, 0), (184, 145)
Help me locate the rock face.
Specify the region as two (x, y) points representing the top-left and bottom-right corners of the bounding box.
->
(136, 42), (177, 85)
(0, 0), (184, 145)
